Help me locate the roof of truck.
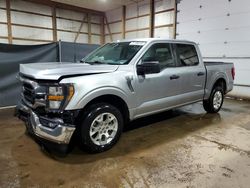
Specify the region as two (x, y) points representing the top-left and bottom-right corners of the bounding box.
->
(116, 38), (197, 45)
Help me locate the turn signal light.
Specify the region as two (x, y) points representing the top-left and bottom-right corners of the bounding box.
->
(231, 67), (235, 80)
(48, 95), (64, 101)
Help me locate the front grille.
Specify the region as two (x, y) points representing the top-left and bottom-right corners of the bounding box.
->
(23, 82), (35, 104)
(20, 76), (46, 108)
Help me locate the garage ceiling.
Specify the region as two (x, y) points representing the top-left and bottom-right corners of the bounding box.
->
(52, 0), (141, 11)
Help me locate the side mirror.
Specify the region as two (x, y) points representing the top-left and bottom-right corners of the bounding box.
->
(137, 61), (161, 75)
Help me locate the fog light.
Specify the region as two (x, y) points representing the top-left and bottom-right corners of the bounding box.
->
(48, 122), (56, 128)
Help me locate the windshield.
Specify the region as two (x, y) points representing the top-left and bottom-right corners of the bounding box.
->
(82, 41), (146, 65)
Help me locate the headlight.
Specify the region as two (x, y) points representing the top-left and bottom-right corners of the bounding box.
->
(47, 85), (74, 110)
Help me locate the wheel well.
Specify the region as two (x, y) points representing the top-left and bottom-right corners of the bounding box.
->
(82, 95), (130, 123)
(213, 78), (226, 93)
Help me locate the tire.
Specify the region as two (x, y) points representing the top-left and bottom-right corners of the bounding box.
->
(203, 86), (224, 113)
(78, 103), (123, 153)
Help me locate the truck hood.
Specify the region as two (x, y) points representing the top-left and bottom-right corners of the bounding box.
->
(20, 62), (119, 80)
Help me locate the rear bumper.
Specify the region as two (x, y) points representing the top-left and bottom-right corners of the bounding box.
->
(15, 102), (76, 145)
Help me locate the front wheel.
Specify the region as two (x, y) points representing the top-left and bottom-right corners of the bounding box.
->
(78, 103), (124, 153)
(203, 86), (224, 113)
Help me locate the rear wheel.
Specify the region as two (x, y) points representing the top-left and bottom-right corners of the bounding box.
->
(203, 86), (224, 113)
(78, 103), (123, 153)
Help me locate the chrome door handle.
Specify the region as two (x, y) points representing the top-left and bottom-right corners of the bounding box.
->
(197, 72), (205, 76)
(170, 75), (180, 80)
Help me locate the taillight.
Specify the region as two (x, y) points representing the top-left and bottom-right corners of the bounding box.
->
(231, 66), (235, 80)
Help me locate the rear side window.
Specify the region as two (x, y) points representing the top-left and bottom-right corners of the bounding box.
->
(176, 44), (199, 66)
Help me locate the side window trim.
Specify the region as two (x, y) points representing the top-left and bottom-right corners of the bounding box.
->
(170, 43), (178, 68)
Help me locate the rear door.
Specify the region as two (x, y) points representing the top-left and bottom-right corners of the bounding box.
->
(173, 43), (206, 103)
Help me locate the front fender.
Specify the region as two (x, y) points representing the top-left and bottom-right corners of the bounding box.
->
(65, 86), (132, 110)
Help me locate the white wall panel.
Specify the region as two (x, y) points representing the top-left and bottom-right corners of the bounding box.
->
(105, 36), (111, 43)
(154, 26), (173, 38)
(0, 24), (8, 36)
(138, 30), (150, 38)
(178, 13), (250, 34)
(57, 31), (75, 42)
(0, 9), (7, 22)
(126, 3), (137, 18)
(11, 0), (51, 15)
(91, 24), (100, 34)
(229, 0), (250, 13)
(125, 32), (137, 39)
(177, 0), (250, 57)
(80, 23), (88, 33)
(0, 38), (8, 43)
(125, 30), (149, 39)
(105, 33), (122, 43)
(12, 40), (49, 45)
(126, 16), (149, 30)
(178, 28), (250, 47)
(91, 15), (100, 24)
(91, 35), (100, 44)
(138, 0), (150, 15)
(228, 86), (250, 100)
(177, 0), (200, 11)
(126, 19), (137, 30)
(12, 26), (53, 40)
(155, 0), (174, 12)
(199, 42), (250, 58)
(57, 18), (81, 32)
(138, 16), (149, 28)
(155, 12), (173, 26)
(0, 0), (6, 8)
(126, 0), (149, 18)
(56, 8), (85, 20)
(106, 22), (122, 34)
(177, 0), (250, 98)
(76, 34), (88, 43)
(177, 7), (201, 23)
(112, 33), (122, 41)
(11, 11), (52, 28)
(105, 0), (174, 41)
(106, 7), (122, 22)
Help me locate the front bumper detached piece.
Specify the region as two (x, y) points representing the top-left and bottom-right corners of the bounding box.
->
(16, 102), (76, 145)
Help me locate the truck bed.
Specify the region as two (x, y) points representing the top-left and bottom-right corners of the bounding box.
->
(203, 61), (234, 99)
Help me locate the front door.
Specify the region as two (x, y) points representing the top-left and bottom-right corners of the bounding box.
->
(134, 42), (181, 117)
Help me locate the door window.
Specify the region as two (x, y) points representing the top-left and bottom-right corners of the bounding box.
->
(141, 43), (175, 70)
(176, 44), (199, 66)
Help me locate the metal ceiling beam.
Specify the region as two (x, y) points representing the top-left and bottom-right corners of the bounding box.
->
(122, 5), (126, 39)
(149, 0), (155, 37)
(6, 0), (12, 44)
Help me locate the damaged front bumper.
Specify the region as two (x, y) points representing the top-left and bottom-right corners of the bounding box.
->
(15, 102), (76, 145)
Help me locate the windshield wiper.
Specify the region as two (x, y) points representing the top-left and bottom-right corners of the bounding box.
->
(79, 60), (91, 64)
(85, 61), (108, 65)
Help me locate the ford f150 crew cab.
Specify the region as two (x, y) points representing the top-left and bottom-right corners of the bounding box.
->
(16, 38), (234, 153)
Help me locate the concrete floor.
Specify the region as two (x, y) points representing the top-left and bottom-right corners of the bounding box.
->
(1, 99), (250, 188)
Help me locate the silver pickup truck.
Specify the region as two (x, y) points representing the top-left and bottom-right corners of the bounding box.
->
(16, 38), (234, 153)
